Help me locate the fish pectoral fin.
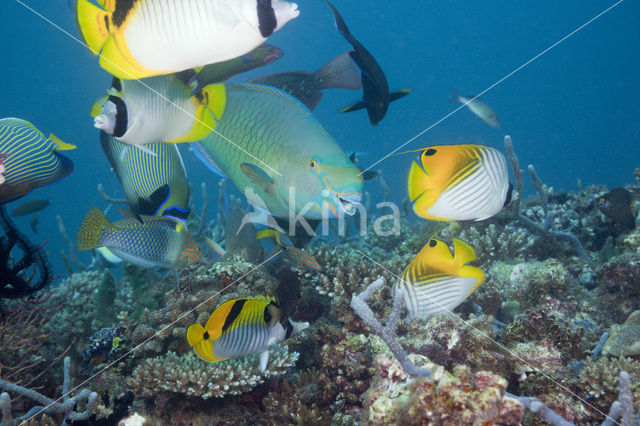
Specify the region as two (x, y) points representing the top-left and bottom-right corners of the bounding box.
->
(259, 350), (270, 372)
(49, 133), (76, 151)
(241, 163), (274, 190)
(452, 238), (477, 266)
(339, 99), (366, 113)
(389, 88), (413, 103)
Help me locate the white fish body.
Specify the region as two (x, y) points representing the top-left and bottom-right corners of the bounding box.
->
(455, 92), (500, 128)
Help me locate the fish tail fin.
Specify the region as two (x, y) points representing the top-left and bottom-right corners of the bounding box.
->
(389, 88), (413, 103)
(49, 133), (76, 151)
(256, 229), (281, 246)
(314, 51), (362, 90)
(76, 0), (111, 55)
(450, 89), (461, 104)
(76, 206), (111, 250)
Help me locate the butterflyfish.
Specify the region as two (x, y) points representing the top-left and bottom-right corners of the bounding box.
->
(76, 207), (202, 269)
(100, 132), (190, 220)
(187, 296), (308, 371)
(76, 0), (299, 79)
(256, 229), (321, 270)
(407, 144), (513, 221)
(0, 118), (75, 204)
(92, 76), (225, 148)
(452, 91), (500, 128)
(394, 237), (485, 320)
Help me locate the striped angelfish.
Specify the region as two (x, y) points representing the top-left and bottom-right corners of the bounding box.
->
(187, 296), (308, 371)
(0, 118), (75, 203)
(76, 207), (201, 269)
(395, 237), (485, 320)
(407, 144), (513, 221)
(76, 0), (299, 79)
(100, 132), (190, 219)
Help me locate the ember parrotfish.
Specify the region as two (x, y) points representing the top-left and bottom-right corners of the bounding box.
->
(100, 132), (190, 220)
(248, 51), (362, 110)
(92, 76), (224, 148)
(76, 0), (299, 79)
(189, 44), (284, 95)
(452, 91), (500, 128)
(0, 118), (75, 204)
(193, 83), (364, 220)
(76, 207), (202, 269)
(187, 296), (308, 371)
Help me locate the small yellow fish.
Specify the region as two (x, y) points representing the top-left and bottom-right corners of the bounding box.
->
(394, 236), (484, 320)
(187, 296), (308, 371)
(407, 144), (513, 221)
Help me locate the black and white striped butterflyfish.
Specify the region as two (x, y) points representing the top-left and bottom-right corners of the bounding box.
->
(76, 0), (299, 79)
(187, 296), (308, 371)
(0, 118), (75, 204)
(394, 236), (485, 320)
(92, 76), (226, 149)
(100, 132), (190, 220)
(407, 144), (513, 221)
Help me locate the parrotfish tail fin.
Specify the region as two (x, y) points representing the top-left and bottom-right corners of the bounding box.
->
(450, 89), (461, 104)
(339, 100), (366, 113)
(76, 0), (110, 55)
(49, 133), (77, 151)
(76, 206), (111, 251)
(256, 229), (282, 246)
(315, 51), (362, 90)
(389, 88), (413, 103)
(452, 238), (477, 266)
(186, 323), (218, 362)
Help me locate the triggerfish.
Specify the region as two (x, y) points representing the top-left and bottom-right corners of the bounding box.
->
(76, 0), (299, 79)
(76, 207), (202, 268)
(187, 296), (308, 371)
(0, 118), (75, 204)
(193, 83), (364, 220)
(189, 44), (284, 95)
(395, 237), (485, 320)
(256, 229), (321, 270)
(452, 91), (500, 128)
(248, 51), (362, 110)
(100, 132), (190, 220)
(598, 187), (635, 229)
(407, 144), (513, 221)
(92, 76), (224, 148)
(323, 1), (390, 125)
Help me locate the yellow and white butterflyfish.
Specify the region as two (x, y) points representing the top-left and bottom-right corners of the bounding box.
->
(407, 144), (513, 221)
(76, 0), (299, 79)
(92, 76), (226, 148)
(187, 296), (308, 371)
(394, 236), (485, 320)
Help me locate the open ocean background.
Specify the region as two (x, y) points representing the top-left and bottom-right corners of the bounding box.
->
(1, 0), (638, 275)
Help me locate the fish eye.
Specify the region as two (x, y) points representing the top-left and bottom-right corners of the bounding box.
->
(310, 160), (319, 170)
(203, 331), (210, 340)
(424, 148), (437, 156)
(428, 239), (437, 247)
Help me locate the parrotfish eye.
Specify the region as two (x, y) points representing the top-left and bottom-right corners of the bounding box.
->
(310, 160), (319, 170)
(424, 148), (437, 156)
(428, 239), (437, 247)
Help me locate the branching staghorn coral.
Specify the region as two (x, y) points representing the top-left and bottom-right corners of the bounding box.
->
(455, 222), (534, 266)
(0, 357), (98, 424)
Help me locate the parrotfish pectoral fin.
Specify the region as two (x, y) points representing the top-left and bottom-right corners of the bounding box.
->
(76, 0), (110, 55)
(76, 206), (112, 251)
(241, 163), (274, 190)
(49, 133), (76, 151)
(190, 142), (226, 177)
(389, 88), (413, 103)
(452, 238), (477, 267)
(259, 350), (270, 372)
(339, 100), (366, 113)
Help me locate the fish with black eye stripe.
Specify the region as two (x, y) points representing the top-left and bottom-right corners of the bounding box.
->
(187, 296), (308, 371)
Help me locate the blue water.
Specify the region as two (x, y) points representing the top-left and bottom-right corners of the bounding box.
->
(1, 0), (638, 275)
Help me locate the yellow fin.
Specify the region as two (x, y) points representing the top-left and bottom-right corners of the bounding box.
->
(186, 323), (205, 348)
(99, 36), (150, 79)
(256, 229), (282, 246)
(186, 323), (224, 363)
(452, 238), (477, 267)
(91, 95), (109, 117)
(201, 84), (227, 120)
(76, 207), (112, 250)
(203, 299), (238, 338)
(49, 133), (76, 151)
(76, 0), (110, 55)
(407, 159), (429, 202)
(169, 106), (216, 143)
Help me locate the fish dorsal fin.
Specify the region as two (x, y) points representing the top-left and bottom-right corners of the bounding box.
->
(241, 163), (274, 190)
(238, 83), (312, 114)
(623, 310), (640, 326)
(263, 301), (281, 326)
(49, 133), (76, 151)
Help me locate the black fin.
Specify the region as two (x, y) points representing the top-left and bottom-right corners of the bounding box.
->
(362, 170), (378, 180)
(111, 77), (122, 92)
(133, 184), (171, 216)
(503, 183), (514, 207)
(389, 88), (413, 102)
(222, 299), (247, 332)
(108, 95), (128, 138)
(339, 100), (366, 113)
(257, 0), (277, 37)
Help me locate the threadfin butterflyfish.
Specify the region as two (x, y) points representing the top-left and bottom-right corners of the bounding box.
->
(93, 76), (225, 147)
(394, 237), (485, 320)
(75, 0), (299, 79)
(452, 91), (500, 128)
(407, 144), (513, 221)
(100, 132), (190, 220)
(76, 207), (201, 269)
(194, 83), (363, 220)
(256, 229), (320, 270)
(0, 118), (75, 204)
(187, 296), (308, 371)
(248, 50), (362, 111)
